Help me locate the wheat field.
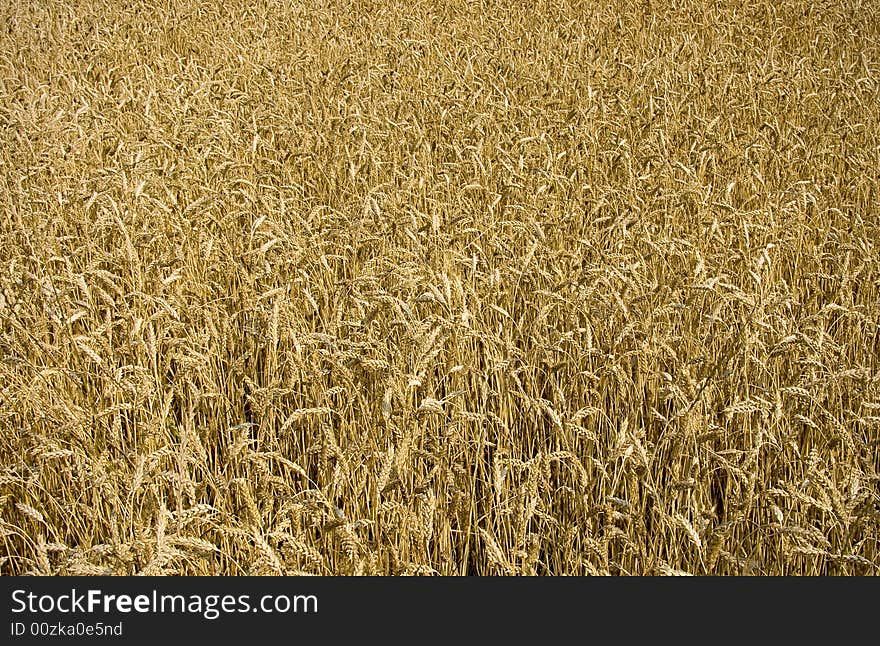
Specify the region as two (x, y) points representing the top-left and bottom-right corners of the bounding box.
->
(1, 0), (878, 576)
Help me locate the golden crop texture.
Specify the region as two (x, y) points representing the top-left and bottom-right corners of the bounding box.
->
(1, 0), (878, 575)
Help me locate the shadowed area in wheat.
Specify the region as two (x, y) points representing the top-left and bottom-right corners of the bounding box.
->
(1, 0), (878, 574)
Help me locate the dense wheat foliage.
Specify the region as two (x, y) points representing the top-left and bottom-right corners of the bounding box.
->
(1, 0), (879, 576)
